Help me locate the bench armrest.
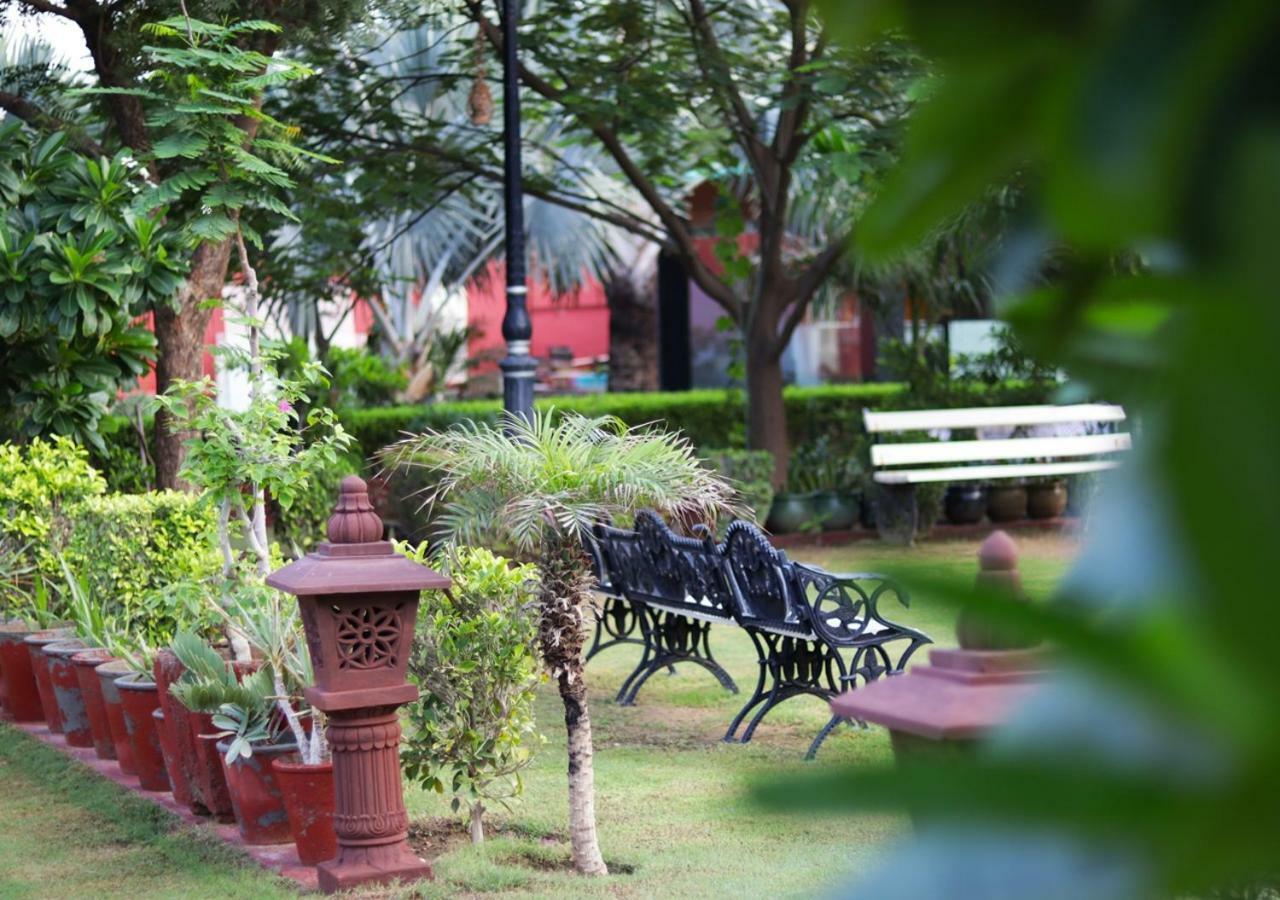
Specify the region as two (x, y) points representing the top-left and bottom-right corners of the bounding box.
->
(791, 562), (931, 650)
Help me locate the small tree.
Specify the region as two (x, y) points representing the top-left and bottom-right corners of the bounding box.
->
(398, 543), (542, 845)
(385, 412), (738, 875)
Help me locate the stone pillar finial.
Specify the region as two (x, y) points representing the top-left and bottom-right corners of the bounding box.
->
(327, 476), (384, 545)
(958, 529), (1033, 650)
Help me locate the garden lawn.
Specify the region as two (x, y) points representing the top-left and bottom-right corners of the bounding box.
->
(0, 533), (1074, 899)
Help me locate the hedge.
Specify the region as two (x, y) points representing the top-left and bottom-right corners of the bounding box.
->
(339, 384), (908, 461)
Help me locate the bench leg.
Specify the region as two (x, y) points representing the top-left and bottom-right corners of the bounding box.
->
(730, 633), (842, 749)
(724, 630), (771, 743)
(805, 715), (852, 761)
(617, 609), (737, 706)
(586, 596), (648, 663)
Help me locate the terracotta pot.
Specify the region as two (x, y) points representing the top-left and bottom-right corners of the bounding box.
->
(23, 629), (73, 731)
(766, 492), (819, 533)
(218, 739), (298, 845)
(72, 649), (117, 759)
(815, 490), (860, 531)
(153, 651), (199, 810)
(273, 755), (338, 864)
(96, 660), (136, 774)
(190, 711), (236, 823)
(0, 622), (46, 721)
(944, 484), (987, 524)
(986, 484), (1028, 522)
(153, 708), (188, 804)
(117, 673), (171, 792)
(44, 639), (91, 747)
(1026, 479), (1069, 519)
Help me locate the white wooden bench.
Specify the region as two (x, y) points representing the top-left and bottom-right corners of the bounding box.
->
(863, 403), (1130, 541)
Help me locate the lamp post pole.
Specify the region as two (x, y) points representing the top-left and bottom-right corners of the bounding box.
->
(499, 0), (535, 426)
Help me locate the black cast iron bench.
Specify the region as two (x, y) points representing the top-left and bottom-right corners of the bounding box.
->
(584, 511), (932, 759)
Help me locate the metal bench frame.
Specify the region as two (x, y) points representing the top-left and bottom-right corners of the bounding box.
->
(585, 512), (931, 758)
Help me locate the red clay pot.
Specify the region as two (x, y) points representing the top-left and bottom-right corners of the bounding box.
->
(153, 707), (188, 804)
(190, 711), (236, 823)
(96, 660), (136, 775)
(273, 756), (338, 864)
(72, 649), (117, 759)
(153, 651), (199, 810)
(0, 622), (45, 722)
(117, 672), (171, 792)
(23, 629), (73, 731)
(218, 739), (297, 845)
(44, 639), (90, 747)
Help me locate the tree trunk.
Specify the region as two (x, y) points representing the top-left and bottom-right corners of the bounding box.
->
(469, 801), (485, 845)
(538, 536), (608, 876)
(603, 267), (658, 392)
(153, 239), (234, 489)
(745, 328), (790, 489)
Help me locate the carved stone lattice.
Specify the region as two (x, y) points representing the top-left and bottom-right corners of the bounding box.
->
(334, 604), (404, 670)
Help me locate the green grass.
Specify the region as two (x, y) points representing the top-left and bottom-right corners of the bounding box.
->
(0, 534), (1075, 899)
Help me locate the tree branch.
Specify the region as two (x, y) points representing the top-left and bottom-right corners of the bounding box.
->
(775, 232), (850, 355)
(16, 0), (75, 19)
(773, 2), (819, 165)
(0, 90), (107, 156)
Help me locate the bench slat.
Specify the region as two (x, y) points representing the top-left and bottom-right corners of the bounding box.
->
(863, 403), (1126, 434)
(873, 459), (1119, 485)
(871, 432), (1131, 467)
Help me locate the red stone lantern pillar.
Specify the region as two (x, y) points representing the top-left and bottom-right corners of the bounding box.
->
(831, 531), (1048, 758)
(268, 476), (450, 894)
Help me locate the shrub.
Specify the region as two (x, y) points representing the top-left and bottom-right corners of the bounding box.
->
(271, 449), (364, 555)
(702, 449), (774, 524)
(0, 437), (106, 579)
(63, 492), (220, 642)
(399, 544), (542, 844)
(341, 383), (908, 460)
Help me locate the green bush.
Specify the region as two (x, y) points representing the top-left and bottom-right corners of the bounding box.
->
(63, 491), (220, 642)
(400, 544), (542, 843)
(0, 437), (107, 578)
(342, 384), (908, 460)
(271, 449), (365, 555)
(702, 449), (775, 524)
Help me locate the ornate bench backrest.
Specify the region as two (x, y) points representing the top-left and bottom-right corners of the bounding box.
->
(593, 512), (735, 619)
(720, 520), (808, 633)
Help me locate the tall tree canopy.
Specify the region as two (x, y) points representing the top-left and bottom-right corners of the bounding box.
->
(291, 0), (918, 485)
(0, 0), (370, 486)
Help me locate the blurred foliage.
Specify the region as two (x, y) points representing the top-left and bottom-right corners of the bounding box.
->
(702, 448), (776, 524)
(323, 345), (409, 408)
(757, 2), (1280, 898)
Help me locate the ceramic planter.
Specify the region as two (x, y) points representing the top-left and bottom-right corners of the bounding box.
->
(217, 739), (298, 845)
(986, 483), (1028, 522)
(1026, 479), (1069, 519)
(944, 484), (987, 525)
(116, 672), (171, 792)
(44, 639), (90, 747)
(153, 708), (188, 806)
(153, 651), (199, 810)
(190, 711), (237, 823)
(273, 756), (338, 865)
(23, 628), (73, 731)
(96, 660), (137, 774)
(766, 492), (818, 533)
(860, 493), (878, 530)
(0, 622), (45, 722)
(815, 491), (860, 531)
(71, 649), (117, 759)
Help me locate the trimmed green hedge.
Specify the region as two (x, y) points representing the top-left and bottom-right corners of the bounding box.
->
(340, 384), (908, 460)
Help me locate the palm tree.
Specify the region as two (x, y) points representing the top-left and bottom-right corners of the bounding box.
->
(384, 412), (738, 876)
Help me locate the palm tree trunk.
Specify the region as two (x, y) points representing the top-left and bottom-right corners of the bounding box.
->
(539, 536), (608, 876)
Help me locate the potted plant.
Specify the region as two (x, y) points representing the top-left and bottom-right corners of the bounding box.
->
(59, 558), (120, 758)
(814, 444), (863, 531)
(0, 564), (64, 723)
(1026, 476), (1069, 519)
(214, 695), (298, 845)
(987, 480), (1029, 522)
(115, 657), (172, 793)
(767, 441), (824, 533)
(384, 411), (738, 875)
(944, 483), (987, 524)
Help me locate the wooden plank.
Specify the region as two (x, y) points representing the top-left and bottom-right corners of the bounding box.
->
(873, 460), (1120, 485)
(871, 432), (1131, 467)
(863, 403), (1126, 434)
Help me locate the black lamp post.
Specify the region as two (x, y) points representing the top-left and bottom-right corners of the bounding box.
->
(499, 0), (536, 425)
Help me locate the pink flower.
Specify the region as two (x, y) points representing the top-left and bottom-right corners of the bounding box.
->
(278, 399), (294, 414)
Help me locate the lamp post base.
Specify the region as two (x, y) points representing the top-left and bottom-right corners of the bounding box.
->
(317, 843), (433, 894)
